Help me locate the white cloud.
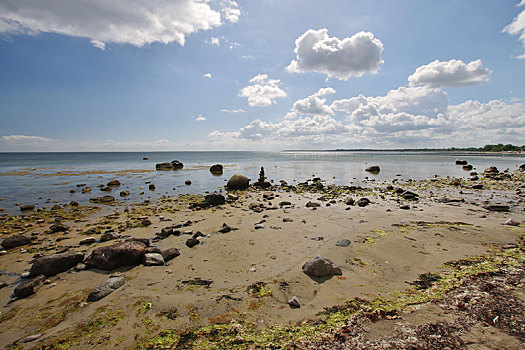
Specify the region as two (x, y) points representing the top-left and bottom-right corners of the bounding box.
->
(291, 94), (334, 116)
(238, 74), (287, 107)
(196, 115), (206, 121)
(209, 37), (221, 46)
(515, 53), (525, 59)
(408, 59), (491, 88)
(90, 39), (106, 50)
(286, 29), (384, 80)
(314, 87), (336, 97)
(220, 108), (246, 113)
(504, 4), (525, 49)
(0, 0), (241, 48)
(2, 135), (53, 143)
(222, 0), (241, 23)
(203, 73), (212, 78)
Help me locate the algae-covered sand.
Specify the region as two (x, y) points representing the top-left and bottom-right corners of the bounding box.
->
(0, 170), (524, 349)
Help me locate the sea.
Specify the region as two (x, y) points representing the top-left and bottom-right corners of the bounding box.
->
(0, 151), (523, 215)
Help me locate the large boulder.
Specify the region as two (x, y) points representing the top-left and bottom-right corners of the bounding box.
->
(14, 275), (46, 299)
(30, 251), (85, 277)
(1, 235), (31, 249)
(226, 174), (250, 190)
(86, 276), (125, 302)
(302, 256), (342, 277)
(85, 241), (147, 271)
(156, 160), (183, 170)
(209, 164), (224, 175)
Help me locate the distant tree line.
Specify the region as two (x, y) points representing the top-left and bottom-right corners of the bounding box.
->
(480, 144), (525, 152)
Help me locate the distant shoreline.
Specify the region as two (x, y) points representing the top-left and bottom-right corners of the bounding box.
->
(282, 149), (525, 156)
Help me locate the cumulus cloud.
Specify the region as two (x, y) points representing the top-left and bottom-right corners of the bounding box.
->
(238, 74), (287, 107)
(286, 29), (384, 80)
(196, 115), (206, 121)
(203, 73), (212, 78)
(291, 94), (334, 116)
(2, 135), (53, 143)
(408, 59), (492, 88)
(0, 0), (240, 48)
(504, 3), (525, 49)
(314, 87), (336, 96)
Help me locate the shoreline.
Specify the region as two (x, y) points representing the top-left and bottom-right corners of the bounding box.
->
(0, 168), (524, 348)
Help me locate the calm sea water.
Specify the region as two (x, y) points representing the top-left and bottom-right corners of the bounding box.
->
(0, 151), (523, 214)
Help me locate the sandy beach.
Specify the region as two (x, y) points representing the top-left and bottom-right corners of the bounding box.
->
(1, 166), (524, 349)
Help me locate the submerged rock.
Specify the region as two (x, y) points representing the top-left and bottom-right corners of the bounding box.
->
(86, 276), (125, 302)
(302, 256), (342, 277)
(365, 166), (380, 173)
(156, 160), (183, 170)
(107, 180), (121, 187)
(455, 160), (468, 165)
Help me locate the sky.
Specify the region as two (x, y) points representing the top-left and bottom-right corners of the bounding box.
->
(1, 0), (525, 151)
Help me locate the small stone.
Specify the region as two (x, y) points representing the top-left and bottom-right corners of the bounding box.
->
(143, 253), (165, 266)
(288, 296), (300, 308)
(365, 166), (380, 173)
(185, 180), (192, 185)
(79, 237), (97, 245)
(335, 239), (351, 247)
(120, 191), (130, 197)
(23, 333), (43, 343)
(311, 236), (324, 241)
(400, 205), (410, 210)
(255, 223), (265, 229)
(302, 256), (342, 277)
(283, 218), (293, 222)
(504, 218), (520, 226)
(249, 267), (256, 272)
(107, 180), (121, 187)
(185, 238), (200, 248)
(306, 201), (320, 208)
(20, 204), (35, 212)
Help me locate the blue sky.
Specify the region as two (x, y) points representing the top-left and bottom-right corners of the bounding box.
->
(1, 0), (525, 151)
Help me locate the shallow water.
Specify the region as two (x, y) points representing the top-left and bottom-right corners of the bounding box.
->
(0, 151), (523, 214)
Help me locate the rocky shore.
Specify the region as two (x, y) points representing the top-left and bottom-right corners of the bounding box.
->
(0, 163), (524, 349)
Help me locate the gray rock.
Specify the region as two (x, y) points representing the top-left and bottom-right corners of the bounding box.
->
(504, 218), (520, 226)
(79, 237), (97, 245)
(283, 218), (293, 223)
(23, 333), (43, 343)
(30, 251), (85, 277)
(85, 241), (147, 270)
(1, 235), (31, 249)
(302, 256), (342, 277)
(226, 174), (250, 190)
(14, 275), (46, 298)
(143, 253), (165, 266)
(288, 296), (300, 308)
(86, 276), (125, 302)
(335, 239), (351, 247)
(100, 231), (120, 242)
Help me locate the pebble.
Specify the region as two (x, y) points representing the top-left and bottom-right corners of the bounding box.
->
(336, 239), (351, 247)
(249, 267), (256, 272)
(23, 334), (43, 343)
(504, 218), (520, 226)
(288, 296), (300, 308)
(255, 224), (265, 229)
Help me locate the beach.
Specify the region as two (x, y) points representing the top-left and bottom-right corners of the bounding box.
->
(0, 156), (524, 349)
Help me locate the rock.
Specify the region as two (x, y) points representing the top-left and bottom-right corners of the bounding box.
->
(356, 198), (371, 207)
(311, 236), (324, 241)
(218, 223), (232, 233)
(400, 205), (410, 210)
(520, 164), (525, 171)
(462, 164), (473, 171)
(185, 180), (192, 185)
(226, 174), (250, 190)
(205, 192), (226, 206)
(227, 194), (239, 201)
(156, 160), (183, 170)
(365, 166), (380, 173)
(450, 179), (461, 186)
(120, 191), (130, 197)
(455, 160), (468, 165)
(279, 201), (292, 206)
(157, 227), (174, 238)
(504, 218), (520, 226)
(100, 186), (112, 192)
(1, 235), (31, 249)
(49, 223), (69, 233)
(30, 251), (85, 277)
(470, 176), (479, 181)
(90, 195), (115, 204)
(484, 166), (499, 174)
(255, 223), (265, 229)
(126, 237), (150, 247)
(20, 204), (35, 212)
(283, 218), (293, 223)
(79, 237), (97, 245)
(483, 204), (510, 212)
(51, 204), (61, 210)
(335, 239), (351, 247)
(209, 164), (223, 175)
(161, 248), (180, 262)
(70, 201), (79, 206)
(107, 180), (121, 187)
(14, 275), (46, 298)
(86, 276), (125, 302)
(185, 238), (200, 248)
(302, 256), (342, 277)
(402, 191), (418, 200)
(140, 219), (152, 227)
(145, 247), (162, 254)
(23, 333), (43, 343)
(472, 184), (483, 190)
(143, 253), (165, 266)
(288, 296), (300, 308)
(345, 198), (355, 206)
(148, 183), (156, 191)
(306, 201), (320, 208)
(82, 187), (92, 193)
(85, 241), (147, 270)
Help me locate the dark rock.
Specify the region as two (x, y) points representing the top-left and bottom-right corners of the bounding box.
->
(14, 275), (46, 298)
(49, 223), (69, 233)
(140, 219), (152, 227)
(356, 198), (371, 207)
(126, 238), (150, 247)
(450, 179), (461, 186)
(365, 166), (380, 173)
(161, 248), (180, 262)
(120, 191), (130, 197)
(51, 204), (62, 210)
(455, 160), (468, 165)
(70, 201), (79, 206)
(156, 160), (183, 170)
(30, 251), (85, 277)
(192, 231), (205, 239)
(148, 184), (156, 191)
(20, 204), (35, 212)
(400, 205), (410, 210)
(520, 164), (525, 171)
(185, 238), (200, 248)
(143, 253), (165, 266)
(100, 186), (112, 192)
(86, 276), (125, 302)
(470, 176), (479, 181)
(226, 174), (250, 190)
(81, 187), (92, 193)
(157, 227), (174, 238)
(283, 218), (293, 223)
(306, 201), (321, 208)
(402, 191), (418, 200)
(483, 204), (510, 212)
(210, 164), (224, 175)
(462, 164), (473, 171)
(85, 241), (147, 270)
(335, 239), (351, 247)
(1, 235), (31, 249)
(302, 256), (342, 277)
(218, 223), (232, 233)
(288, 296), (300, 308)
(254, 167), (271, 188)
(90, 195), (115, 204)
(205, 192), (226, 206)
(472, 184), (483, 190)
(107, 180), (121, 187)
(279, 201), (292, 206)
(145, 247), (162, 254)
(345, 198), (355, 206)
(79, 237), (97, 245)
(185, 180), (192, 185)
